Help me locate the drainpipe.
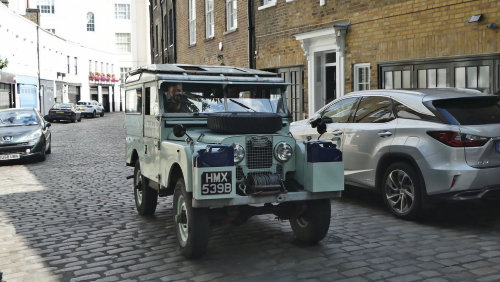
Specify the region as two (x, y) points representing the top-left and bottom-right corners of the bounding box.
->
(160, 0), (165, 63)
(148, 0), (154, 64)
(37, 25), (42, 112)
(247, 0), (255, 69)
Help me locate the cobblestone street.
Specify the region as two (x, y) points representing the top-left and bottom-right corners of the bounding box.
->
(1, 112), (500, 282)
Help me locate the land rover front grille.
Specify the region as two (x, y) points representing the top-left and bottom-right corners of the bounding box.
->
(246, 136), (273, 169)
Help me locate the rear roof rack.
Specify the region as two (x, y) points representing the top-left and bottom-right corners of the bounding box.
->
(129, 64), (278, 78)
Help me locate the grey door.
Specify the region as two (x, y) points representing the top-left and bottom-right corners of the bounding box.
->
(343, 96), (397, 188)
(279, 66), (304, 121)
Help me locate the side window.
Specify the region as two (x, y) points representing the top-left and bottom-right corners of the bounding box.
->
(322, 97), (358, 123)
(394, 101), (440, 122)
(144, 87), (159, 116)
(125, 88), (142, 113)
(354, 96), (395, 123)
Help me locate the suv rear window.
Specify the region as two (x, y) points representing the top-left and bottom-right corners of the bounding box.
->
(433, 96), (500, 125)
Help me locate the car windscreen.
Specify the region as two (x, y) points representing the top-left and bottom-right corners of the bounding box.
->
(432, 96), (500, 125)
(0, 110), (39, 127)
(159, 82), (287, 115)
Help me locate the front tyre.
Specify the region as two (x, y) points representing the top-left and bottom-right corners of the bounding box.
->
(289, 199), (331, 244)
(173, 178), (210, 259)
(382, 162), (423, 220)
(133, 162), (158, 216)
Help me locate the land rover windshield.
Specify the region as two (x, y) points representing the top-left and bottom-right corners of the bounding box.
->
(159, 82), (288, 115)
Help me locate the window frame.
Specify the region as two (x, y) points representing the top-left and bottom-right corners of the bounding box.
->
(205, 0), (214, 39)
(114, 4), (130, 20)
(321, 96), (359, 124)
(352, 96), (396, 124)
(226, 0), (237, 32)
(86, 12), (95, 32)
(353, 63), (370, 91)
(188, 0), (196, 45)
(115, 33), (131, 52)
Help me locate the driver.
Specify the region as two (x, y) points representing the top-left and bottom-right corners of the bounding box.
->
(164, 83), (188, 113)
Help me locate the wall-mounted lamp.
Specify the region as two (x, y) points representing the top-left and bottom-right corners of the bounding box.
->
(486, 23), (498, 30)
(217, 54), (223, 61)
(468, 14), (483, 23)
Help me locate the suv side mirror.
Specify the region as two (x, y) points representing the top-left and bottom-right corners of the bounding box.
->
(173, 124), (186, 137)
(317, 120), (327, 135)
(309, 113), (322, 128)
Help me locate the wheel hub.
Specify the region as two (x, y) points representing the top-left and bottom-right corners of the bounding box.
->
(385, 169), (415, 214)
(176, 194), (189, 246)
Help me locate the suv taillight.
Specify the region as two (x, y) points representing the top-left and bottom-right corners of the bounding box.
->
(427, 131), (489, 147)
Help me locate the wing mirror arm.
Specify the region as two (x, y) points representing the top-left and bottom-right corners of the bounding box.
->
(309, 113), (322, 128)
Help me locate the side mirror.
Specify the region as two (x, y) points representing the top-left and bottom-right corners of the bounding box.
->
(317, 120), (327, 135)
(173, 124), (186, 137)
(45, 122), (51, 128)
(309, 113), (322, 128)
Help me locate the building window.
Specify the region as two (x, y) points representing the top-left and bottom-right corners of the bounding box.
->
(353, 64), (370, 91)
(226, 0), (237, 31)
(168, 9), (174, 46)
(259, 0), (277, 10)
(87, 12), (95, 31)
(115, 33), (131, 52)
(37, 0), (54, 14)
(89, 60), (92, 72)
(74, 57), (78, 75)
(120, 67), (132, 85)
(188, 0), (196, 45)
(67, 56), (70, 74)
(205, 0), (214, 39)
(115, 4), (130, 20)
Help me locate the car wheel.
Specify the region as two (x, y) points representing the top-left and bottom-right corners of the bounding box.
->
(100, 111), (104, 117)
(382, 162), (423, 220)
(78, 115), (82, 122)
(173, 177), (210, 259)
(38, 140), (46, 162)
(133, 162), (158, 216)
(71, 117), (76, 123)
(46, 136), (52, 154)
(93, 111), (96, 118)
(289, 199), (331, 244)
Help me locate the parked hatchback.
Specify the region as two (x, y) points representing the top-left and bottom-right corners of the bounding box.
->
(291, 89), (500, 220)
(76, 100), (104, 118)
(47, 103), (82, 123)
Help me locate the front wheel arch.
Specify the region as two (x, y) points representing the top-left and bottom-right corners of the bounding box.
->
(375, 153), (426, 195)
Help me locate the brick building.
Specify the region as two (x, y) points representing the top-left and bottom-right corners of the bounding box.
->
(151, 0), (500, 120)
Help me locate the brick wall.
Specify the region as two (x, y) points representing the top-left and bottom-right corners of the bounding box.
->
(176, 0), (250, 67)
(255, 0), (500, 93)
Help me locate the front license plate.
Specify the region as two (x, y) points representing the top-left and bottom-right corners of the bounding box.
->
(0, 154), (20, 160)
(201, 171), (232, 195)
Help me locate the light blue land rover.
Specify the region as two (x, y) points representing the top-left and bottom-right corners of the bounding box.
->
(125, 64), (344, 258)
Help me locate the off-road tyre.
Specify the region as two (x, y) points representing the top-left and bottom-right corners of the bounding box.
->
(382, 162), (423, 220)
(207, 112), (282, 134)
(133, 162), (158, 216)
(173, 178), (210, 259)
(289, 199), (331, 244)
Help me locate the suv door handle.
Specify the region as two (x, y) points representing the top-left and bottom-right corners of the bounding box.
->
(331, 130), (343, 136)
(378, 130), (393, 137)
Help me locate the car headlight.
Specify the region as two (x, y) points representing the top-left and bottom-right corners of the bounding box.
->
(233, 143), (245, 164)
(274, 142), (293, 162)
(18, 130), (42, 145)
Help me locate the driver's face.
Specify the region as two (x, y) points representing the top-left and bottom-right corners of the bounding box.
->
(169, 84), (182, 102)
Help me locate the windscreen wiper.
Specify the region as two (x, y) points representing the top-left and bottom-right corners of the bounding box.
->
(228, 99), (256, 112)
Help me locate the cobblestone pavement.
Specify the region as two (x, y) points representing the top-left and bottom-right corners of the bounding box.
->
(1, 112), (500, 282)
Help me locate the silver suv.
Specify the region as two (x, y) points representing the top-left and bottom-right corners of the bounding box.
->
(291, 89), (500, 220)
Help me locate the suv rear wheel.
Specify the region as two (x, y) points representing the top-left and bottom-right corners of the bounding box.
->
(133, 162), (158, 216)
(173, 177), (210, 259)
(289, 199), (331, 244)
(382, 162), (423, 220)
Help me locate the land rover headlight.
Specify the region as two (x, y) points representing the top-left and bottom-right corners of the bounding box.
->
(233, 143), (245, 164)
(274, 142), (293, 162)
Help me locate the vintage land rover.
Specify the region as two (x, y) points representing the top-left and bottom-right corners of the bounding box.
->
(125, 64), (344, 258)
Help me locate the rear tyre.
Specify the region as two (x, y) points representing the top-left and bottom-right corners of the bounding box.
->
(289, 199), (331, 244)
(78, 116), (82, 122)
(173, 177), (210, 259)
(92, 111), (96, 118)
(100, 111), (104, 117)
(382, 162), (423, 220)
(133, 162), (158, 216)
